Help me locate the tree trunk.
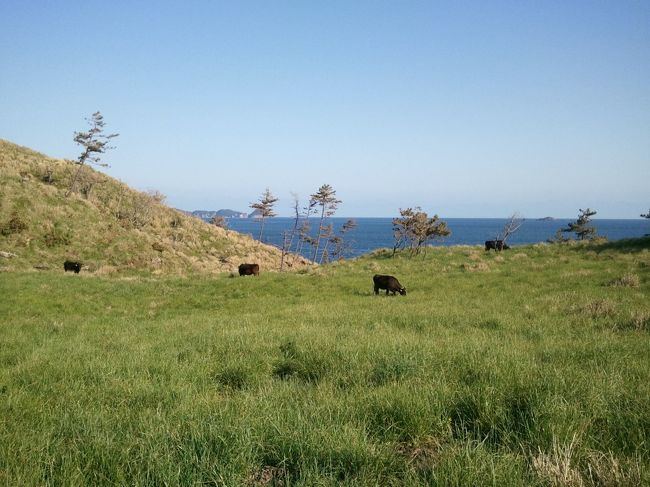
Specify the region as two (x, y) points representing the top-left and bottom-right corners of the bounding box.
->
(66, 163), (85, 197)
(258, 217), (265, 241)
(311, 206), (325, 262)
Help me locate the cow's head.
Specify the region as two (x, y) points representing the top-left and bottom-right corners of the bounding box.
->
(399, 287), (407, 296)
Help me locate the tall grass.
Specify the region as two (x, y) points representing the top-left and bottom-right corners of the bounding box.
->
(1, 240), (649, 485)
(0, 139), (307, 275)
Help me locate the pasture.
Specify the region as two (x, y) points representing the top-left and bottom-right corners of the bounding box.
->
(1, 240), (649, 485)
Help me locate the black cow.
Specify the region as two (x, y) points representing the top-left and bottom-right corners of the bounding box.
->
(373, 274), (406, 296)
(64, 260), (82, 273)
(485, 240), (510, 252)
(238, 263), (260, 276)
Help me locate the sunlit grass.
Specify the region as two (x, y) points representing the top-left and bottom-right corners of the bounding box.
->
(1, 240), (649, 485)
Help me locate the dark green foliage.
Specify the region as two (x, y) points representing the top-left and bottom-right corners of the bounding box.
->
(562, 208), (598, 240)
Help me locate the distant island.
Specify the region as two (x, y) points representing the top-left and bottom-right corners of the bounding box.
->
(191, 209), (248, 220)
(248, 209), (263, 219)
(537, 217), (554, 221)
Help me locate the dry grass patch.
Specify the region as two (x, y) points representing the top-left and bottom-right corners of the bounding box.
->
(467, 252), (482, 261)
(575, 299), (617, 319)
(245, 465), (287, 486)
(531, 434), (584, 487)
(397, 436), (445, 473)
(461, 262), (490, 272)
(584, 451), (642, 487)
(614, 311), (650, 332)
(608, 273), (640, 288)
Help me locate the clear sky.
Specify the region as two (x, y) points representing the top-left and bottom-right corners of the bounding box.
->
(1, 1), (648, 218)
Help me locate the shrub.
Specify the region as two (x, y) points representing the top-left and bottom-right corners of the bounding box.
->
(608, 274), (640, 288)
(43, 224), (72, 247)
(0, 212), (28, 236)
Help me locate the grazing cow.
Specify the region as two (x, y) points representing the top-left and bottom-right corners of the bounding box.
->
(64, 260), (82, 273)
(485, 240), (510, 252)
(238, 263), (260, 276)
(373, 274), (406, 296)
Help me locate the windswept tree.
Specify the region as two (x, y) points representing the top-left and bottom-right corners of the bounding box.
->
(329, 219), (357, 261)
(296, 199), (318, 258)
(317, 223), (335, 264)
(67, 111), (118, 197)
(280, 194), (302, 271)
(392, 207), (450, 256)
(562, 208), (598, 240)
(309, 184), (341, 262)
(250, 188), (278, 241)
(497, 212), (524, 243)
(210, 215), (228, 230)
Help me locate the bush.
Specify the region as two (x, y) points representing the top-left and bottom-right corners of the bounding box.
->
(43, 224), (72, 247)
(0, 213), (28, 236)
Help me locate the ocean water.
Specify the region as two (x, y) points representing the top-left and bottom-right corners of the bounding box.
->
(217, 217), (650, 259)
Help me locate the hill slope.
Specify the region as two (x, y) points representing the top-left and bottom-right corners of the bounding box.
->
(0, 139), (309, 274)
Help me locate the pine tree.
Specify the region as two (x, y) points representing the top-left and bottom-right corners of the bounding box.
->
(250, 188), (278, 241)
(67, 112), (118, 197)
(562, 208), (598, 240)
(309, 184), (341, 262)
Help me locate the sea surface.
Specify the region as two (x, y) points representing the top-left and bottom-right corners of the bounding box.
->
(216, 217), (650, 259)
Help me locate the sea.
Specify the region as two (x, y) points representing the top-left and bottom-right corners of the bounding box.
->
(215, 217), (650, 259)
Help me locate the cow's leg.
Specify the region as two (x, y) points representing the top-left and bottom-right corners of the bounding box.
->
(374, 285), (379, 295)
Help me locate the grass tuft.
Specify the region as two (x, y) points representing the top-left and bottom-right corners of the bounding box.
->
(609, 273), (640, 288)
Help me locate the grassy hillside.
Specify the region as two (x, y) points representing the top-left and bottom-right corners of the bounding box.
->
(1, 239), (649, 485)
(0, 139), (309, 274)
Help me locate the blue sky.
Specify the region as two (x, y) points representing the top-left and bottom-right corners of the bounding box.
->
(1, 1), (648, 217)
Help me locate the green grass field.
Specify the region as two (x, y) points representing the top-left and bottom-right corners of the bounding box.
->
(1, 240), (649, 486)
